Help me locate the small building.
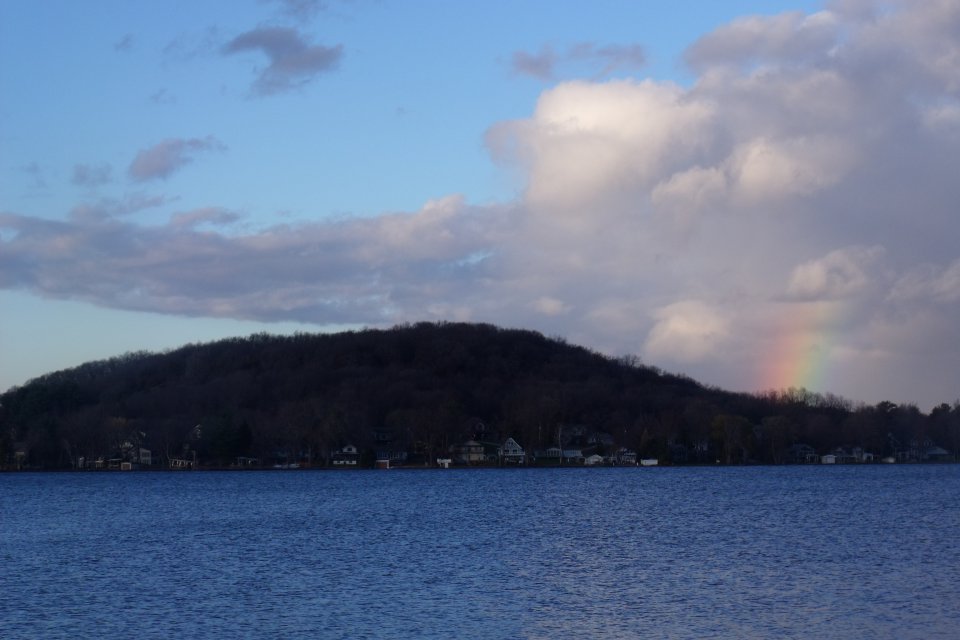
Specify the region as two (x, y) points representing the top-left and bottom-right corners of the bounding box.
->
(584, 454), (604, 466)
(170, 457), (195, 469)
(562, 449), (584, 464)
(924, 445), (952, 462)
(451, 440), (486, 465)
(502, 438), (526, 465)
(332, 444), (360, 466)
(375, 448), (408, 466)
(534, 447), (563, 464)
(821, 454), (837, 464)
(790, 444), (819, 464)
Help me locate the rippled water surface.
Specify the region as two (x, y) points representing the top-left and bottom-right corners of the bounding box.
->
(2, 465), (958, 639)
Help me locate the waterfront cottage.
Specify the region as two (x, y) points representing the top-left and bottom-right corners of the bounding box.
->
(616, 448), (637, 465)
(789, 444), (819, 464)
(332, 444), (360, 466)
(502, 438), (526, 465)
(451, 440), (486, 464)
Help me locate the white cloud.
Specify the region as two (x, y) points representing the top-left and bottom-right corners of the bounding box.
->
(787, 246), (885, 300)
(532, 296), (571, 316)
(644, 300), (729, 362)
(491, 79), (715, 210)
(727, 135), (857, 203)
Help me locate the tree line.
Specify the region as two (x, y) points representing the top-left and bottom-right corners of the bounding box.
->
(1, 322), (957, 469)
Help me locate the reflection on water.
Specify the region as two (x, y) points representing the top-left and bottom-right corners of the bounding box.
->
(1, 466), (958, 639)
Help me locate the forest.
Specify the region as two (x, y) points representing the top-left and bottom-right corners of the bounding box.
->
(1, 322), (958, 469)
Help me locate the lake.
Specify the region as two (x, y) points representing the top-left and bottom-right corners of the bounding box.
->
(1, 465), (958, 639)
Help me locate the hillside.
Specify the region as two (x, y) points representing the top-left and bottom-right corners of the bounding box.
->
(1, 322), (957, 469)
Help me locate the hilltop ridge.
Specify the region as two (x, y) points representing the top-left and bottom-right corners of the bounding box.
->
(1, 322), (956, 469)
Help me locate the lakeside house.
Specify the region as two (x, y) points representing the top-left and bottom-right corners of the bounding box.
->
(451, 440), (486, 464)
(332, 444), (360, 466)
(502, 438), (526, 465)
(374, 428), (408, 467)
(790, 444), (819, 464)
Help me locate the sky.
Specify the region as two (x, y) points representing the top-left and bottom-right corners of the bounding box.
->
(1, 0), (958, 411)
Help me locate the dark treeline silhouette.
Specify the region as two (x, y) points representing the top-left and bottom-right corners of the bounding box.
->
(1, 322), (958, 469)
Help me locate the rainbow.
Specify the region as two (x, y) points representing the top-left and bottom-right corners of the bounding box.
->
(758, 301), (846, 394)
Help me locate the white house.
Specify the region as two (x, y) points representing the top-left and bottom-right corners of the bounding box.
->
(332, 444), (360, 466)
(502, 438), (526, 465)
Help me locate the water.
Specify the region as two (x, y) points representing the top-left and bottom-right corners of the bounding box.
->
(1, 465), (958, 639)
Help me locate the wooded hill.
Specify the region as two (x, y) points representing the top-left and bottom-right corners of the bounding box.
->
(1, 322), (957, 469)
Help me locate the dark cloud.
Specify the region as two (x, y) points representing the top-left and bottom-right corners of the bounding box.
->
(222, 27), (343, 95)
(169, 207), (242, 229)
(114, 34), (134, 52)
(512, 47), (558, 80)
(68, 194), (172, 223)
(128, 137), (225, 182)
(0, 196), (503, 324)
(512, 42), (646, 80)
(72, 163), (112, 187)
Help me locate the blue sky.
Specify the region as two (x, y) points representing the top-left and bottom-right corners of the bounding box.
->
(2, 0), (959, 410)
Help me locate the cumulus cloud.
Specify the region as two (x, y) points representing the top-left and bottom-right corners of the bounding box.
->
(222, 27), (343, 95)
(685, 10), (840, 72)
(488, 79), (715, 209)
(4, 0), (960, 408)
(128, 137), (225, 182)
(645, 301), (730, 362)
(787, 246), (884, 300)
